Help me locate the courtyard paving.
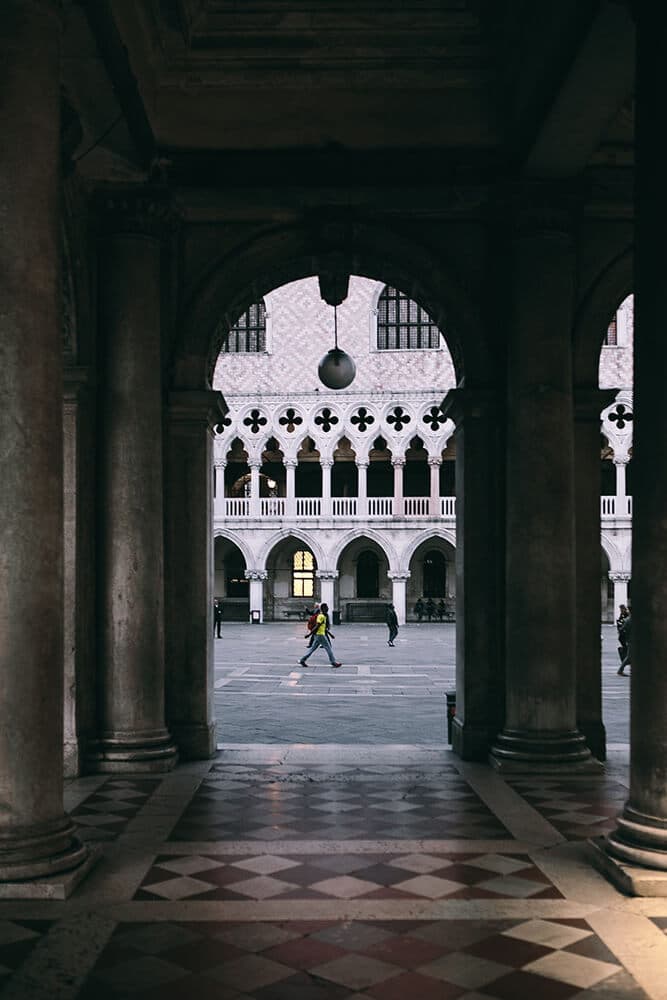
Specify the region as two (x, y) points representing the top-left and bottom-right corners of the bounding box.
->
(214, 623), (630, 750)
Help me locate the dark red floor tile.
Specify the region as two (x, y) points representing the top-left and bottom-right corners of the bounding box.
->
(360, 934), (447, 967)
(485, 970), (581, 999)
(263, 936), (346, 969)
(367, 971), (466, 1000)
(464, 932), (551, 967)
(160, 938), (247, 969)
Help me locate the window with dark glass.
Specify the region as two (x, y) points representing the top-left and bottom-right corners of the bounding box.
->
(377, 286), (441, 350)
(292, 550), (315, 598)
(223, 301), (267, 353)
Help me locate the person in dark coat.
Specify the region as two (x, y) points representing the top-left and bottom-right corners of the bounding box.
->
(386, 604), (399, 647)
(213, 598), (224, 638)
(617, 611), (632, 675)
(425, 598), (436, 622)
(437, 599), (446, 622)
(414, 598), (425, 622)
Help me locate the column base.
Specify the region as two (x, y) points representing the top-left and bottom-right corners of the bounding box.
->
(86, 730), (178, 773)
(451, 718), (493, 761)
(577, 719), (607, 761)
(64, 736), (88, 779)
(590, 837), (667, 896)
(0, 846), (100, 900)
(170, 721), (217, 760)
(0, 816), (89, 884)
(489, 728), (604, 773)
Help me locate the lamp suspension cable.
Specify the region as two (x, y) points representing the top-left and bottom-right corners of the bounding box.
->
(333, 305), (338, 350)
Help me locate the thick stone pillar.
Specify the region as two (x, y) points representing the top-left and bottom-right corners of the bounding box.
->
(596, 7), (667, 889)
(392, 458), (405, 517)
(247, 572), (267, 623)
(317, 571), (338, 613)
(491, 188), (597, 772)
(574, 388), (616, 762)
(429, 456), (442, 516)
(90, 191), (177, 773)
(63, 368), (96, 777)
(165, 390), (226, 759)
(0, 0), (88, 883)
(441, 389), (505, 760)
(389, 573), (409, 625)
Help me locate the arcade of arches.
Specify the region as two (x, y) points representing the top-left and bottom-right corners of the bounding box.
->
(2, 0), (667, 948)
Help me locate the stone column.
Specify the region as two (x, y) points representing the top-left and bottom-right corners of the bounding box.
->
(491, 187), (597, 772)
(317, 571), (338, 613)
(356, 460), (368, 517)
(615, 459), (627, 500)
(285, 460), (297, 517)
(213, 460), (226, 519)
(598, 6), (667, 886)
(321, 459), (333, 516)
(609, 573), (630, 613)
(393, 458), (405, 517)
(429, 456), (442, 516)
(388, 573), (410, 625)
(441, 389), (505, 760)
(63, 368), (96, 778)
(249, 462), (261, 517)
(0, 0), (88, 882)
(574, 388), (617, 762)
(165, 390), (226, 759)
(247, 572), (267, 623)
(90, 190), (177, 773)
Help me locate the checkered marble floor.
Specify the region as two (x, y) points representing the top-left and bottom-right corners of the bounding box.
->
(76, 917), (645, 1000)
(0, 746), (666, 1000)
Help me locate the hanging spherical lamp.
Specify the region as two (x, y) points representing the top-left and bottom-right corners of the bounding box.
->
(318, 305), (356, 389)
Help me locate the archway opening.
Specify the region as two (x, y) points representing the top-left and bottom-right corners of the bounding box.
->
(214, 537), (249, 620)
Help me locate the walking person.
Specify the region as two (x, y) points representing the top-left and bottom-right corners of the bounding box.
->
(616, 603), (630, 664)
(299, 602), (341, 668)
(304, 601), (320, 649)
(386, 603), (399, 646)
(617, 610), (632, 676)
(213, 598), (223, 638)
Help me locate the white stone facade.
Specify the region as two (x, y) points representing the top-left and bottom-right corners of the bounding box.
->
(213, 280), (633, 623)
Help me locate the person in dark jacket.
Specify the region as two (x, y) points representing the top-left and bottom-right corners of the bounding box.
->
(213, 599), (224, 638)
(414, 598), (425, 622)
(617, 611), (632, 675)
(425, 598), (436, 622)
(386, 604), (399, 647)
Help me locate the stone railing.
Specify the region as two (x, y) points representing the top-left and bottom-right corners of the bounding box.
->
(214, 495), (457, 521)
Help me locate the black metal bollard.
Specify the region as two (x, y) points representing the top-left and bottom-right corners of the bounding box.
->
(446, 690), (456, 744)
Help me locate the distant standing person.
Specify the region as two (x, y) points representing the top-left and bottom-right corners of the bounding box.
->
(386, 603), (399, 647)
(299, 602), (341, 669)
(616, 604), (630, 663)
(617, 611), (632, 676)
(213, 599), (224, 638)
(437, 598), (446, 622)
(425, 598), (436, 622)
(415, 598), (425, 622)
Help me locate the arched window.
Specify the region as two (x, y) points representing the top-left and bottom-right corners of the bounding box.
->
(357, 550), (380, 598)
(292, 550), (315, 598)
(223, 301), (266, 353)
(377, 286), (441, 351)
(423, 550), (446, 598)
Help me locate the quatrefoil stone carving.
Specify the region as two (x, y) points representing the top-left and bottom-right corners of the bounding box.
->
(314, 408), (339, 433)
(423, 405), (447, 432)
(243, 409), (268, 434)
(350, 407), (375, 432)
(386, 406), (411, 432)
(608, 404), (633, 430)
(278, 408), (303, 433)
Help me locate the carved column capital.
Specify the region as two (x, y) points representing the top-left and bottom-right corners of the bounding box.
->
(609, 572), (631, 583)
(391, 457), (406, 468)
(316, 570), (339, 581)
(388, 572), (410, 582)
(428, 456), (442, 468)
(245, 571), (268, 582)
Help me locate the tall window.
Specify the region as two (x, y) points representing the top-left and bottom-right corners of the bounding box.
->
(357, 550), (379, 598)
(377, 286), (441, 350)
(292, 550), (315, 598)
(423, 550), (446, 598)
(223, 301), (266, 353)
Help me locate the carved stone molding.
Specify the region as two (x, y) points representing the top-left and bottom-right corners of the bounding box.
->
(93, 187), (179, 241)
(316, 570), (339, 580)
(388, 572), (410, 581)
(245, 571), (268, 582)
